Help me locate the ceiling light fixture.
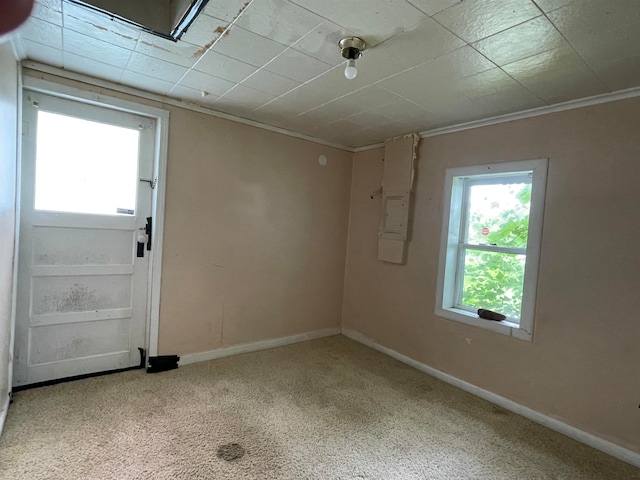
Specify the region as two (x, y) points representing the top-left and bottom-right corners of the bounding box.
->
(339, 37), (365, 80)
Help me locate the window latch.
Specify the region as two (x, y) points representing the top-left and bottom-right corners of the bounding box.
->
(140, 177), (157, 189)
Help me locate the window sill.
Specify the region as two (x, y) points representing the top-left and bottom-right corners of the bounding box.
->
(435, 307), (532, 341)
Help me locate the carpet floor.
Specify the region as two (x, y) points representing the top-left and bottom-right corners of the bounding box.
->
(1, 335), (638, 479)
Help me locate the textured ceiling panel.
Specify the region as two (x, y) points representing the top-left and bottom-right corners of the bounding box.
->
(12, 0), (640, 148)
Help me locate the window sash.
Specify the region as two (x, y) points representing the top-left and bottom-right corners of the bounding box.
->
(453, 176), (531, 321)
(454, 245), (527, 320)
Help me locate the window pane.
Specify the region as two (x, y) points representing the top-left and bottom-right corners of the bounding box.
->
(35, 111), (140, 215)
(466, 182), (531, 248)
(460, 249), (525, 319)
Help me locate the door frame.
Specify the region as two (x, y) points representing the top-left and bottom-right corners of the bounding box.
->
(14, 75), (169, 373)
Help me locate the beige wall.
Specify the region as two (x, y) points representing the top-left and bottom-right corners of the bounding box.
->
(158, 107), (352, 354)
(19, 69), (353, 359)
(17, 68), (639, 456)
(342, 97), (640, 453)
(0, 43), (19, 418)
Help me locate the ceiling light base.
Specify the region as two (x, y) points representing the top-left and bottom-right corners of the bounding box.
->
(339, 37), (366, 60)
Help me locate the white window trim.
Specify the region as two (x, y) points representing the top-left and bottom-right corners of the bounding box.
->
(435, 158), (548, 341)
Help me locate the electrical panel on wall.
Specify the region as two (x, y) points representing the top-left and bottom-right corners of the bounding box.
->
(377, 133), (420, 264)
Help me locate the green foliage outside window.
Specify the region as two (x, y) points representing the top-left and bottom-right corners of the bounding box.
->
(461, 183), (531, 318)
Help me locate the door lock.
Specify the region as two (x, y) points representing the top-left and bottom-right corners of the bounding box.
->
(136, 217), (153, 258)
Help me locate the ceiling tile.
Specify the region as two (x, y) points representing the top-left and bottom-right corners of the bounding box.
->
(18, 0), (640, 149)
(380, 56), (492, 121)
(211, 26), (286, 68)
(341, 86), (402, 110)
(434, 0), (541, 43)
(19, 16), (62, 50)
(502, 45), (608, 103)
(203, 0), (254, 23)
(567, 22), (640, 71)
(310, 119), (363, 139)
(453, 67), (516, 98)
(194, 50), (257, 83)
(373, 17), (465, 71)
(214, 84), (276, 115)
(20, 38), (63, 67)
(135, 32), (201, 68)
(409, 114), (446, 130)
(235, 0), (323, 45)
(327, 128), (383, 148)
(126, 52), (188, 83)
(31, 0), (62, 26)
(472, 86), (546, 115)
(290, 21), (355, 66)
(378, 46), (495, 97)
(370, 122), (416, 139)
(63, 29), (132, 69)
(548, 0), (640, 33)
(372, 98), (435, 123)
(62, 52), (123, 83)
(346, 109), (398, 129)
(263, 48), (332, 83)
(407, 0), (463, 16)
(590, 54), (640, 92)
(533, 0), (573, 12)
(299, 66), (368, 103)
(179, 14), (230, 49)
(179, 69), (235, 96)
(289, 0), (428, 47)
(243, 110), (302, 131)
(241, 69), (301, 96)
(473, 16), (567, 66)
(253, 83), (331, 119)
(120, 71), (175, 95)
(454, 68), (545, 113)
(295, 98), (363, 123)
(62, 1), (140, 50)
(169, 84), (220, 106)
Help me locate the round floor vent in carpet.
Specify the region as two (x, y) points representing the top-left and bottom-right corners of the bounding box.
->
(217, 443), (245, 462)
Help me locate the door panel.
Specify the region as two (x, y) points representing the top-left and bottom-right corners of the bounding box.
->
(14, 91), (155, 386)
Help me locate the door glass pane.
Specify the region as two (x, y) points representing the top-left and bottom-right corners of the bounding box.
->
(460, 249), (526, 320)
(35, 110), (140, 215)
(466, 181), (531, 248)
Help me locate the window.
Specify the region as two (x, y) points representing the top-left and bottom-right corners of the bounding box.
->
(435, 159), (548, 341)
(34, 110), (140, 216)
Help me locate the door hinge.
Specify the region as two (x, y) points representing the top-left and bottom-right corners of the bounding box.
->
(138, 347), (146, 369)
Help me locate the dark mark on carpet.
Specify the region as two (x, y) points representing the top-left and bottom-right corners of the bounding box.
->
(217, 443), (245, 461)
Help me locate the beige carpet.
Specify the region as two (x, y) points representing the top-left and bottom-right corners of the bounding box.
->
(1, 335), (638, 479)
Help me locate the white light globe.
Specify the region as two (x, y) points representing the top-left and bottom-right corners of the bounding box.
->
(344, 59), (357, 80)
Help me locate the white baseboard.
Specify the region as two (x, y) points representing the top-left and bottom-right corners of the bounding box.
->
(341, 328), (640, 468)
(179, 328), (341, 366)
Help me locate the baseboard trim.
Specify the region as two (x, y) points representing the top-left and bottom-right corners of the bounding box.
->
(341, 328), (640, 468)
(179, 328), (341, 366)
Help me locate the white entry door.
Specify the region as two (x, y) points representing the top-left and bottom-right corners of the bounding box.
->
(14, 90), (156, 387)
